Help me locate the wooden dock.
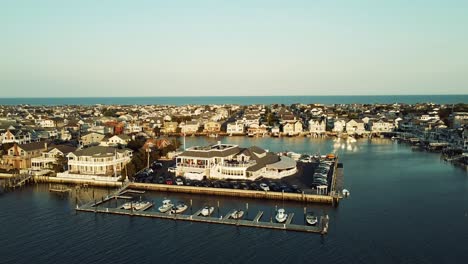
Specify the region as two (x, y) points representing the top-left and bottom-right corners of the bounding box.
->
(76, 202), (328, 234)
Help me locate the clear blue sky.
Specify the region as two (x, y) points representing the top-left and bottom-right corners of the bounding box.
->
(1, 0), (467, 97)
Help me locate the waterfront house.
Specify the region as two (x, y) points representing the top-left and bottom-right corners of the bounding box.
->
(176, 142), (297, 180)
(345, 119), (366, 135)
(180, 121), (200, 134)
(1, 141), (48, 170)
(226, 121), (245, 135)
(370, 119), (395, 133)
(333, 119), (347, 133)
(282, 121), (303, 136)
(308, 119), (326, 134)
(31, 144), (77, 172)
(204, 121), (221, 134)
(57, 146), (133, 182)
(0, 129), (32, 144)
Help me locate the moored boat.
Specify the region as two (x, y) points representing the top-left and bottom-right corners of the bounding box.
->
(133, 201), (153, 211)
(201, 206), (214, 216)
(158, 199), (174, 213)
(230, 210), (244, 219)
(275, 208), (287, 223)
(171, 201), (188, 214)
(121, 202), (132, 210)
(305, 212), (318, 225)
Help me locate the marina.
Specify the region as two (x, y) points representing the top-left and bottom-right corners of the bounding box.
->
(76, 196), (329, 234)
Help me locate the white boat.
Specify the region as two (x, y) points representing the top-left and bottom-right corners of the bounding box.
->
(171, 202), (188, 214)
(201, 206), (214, 216)
(305, 212), (318, 225)
(275, 208), (288, 223)
(158, 199), (174, 213)
(230, 210), (244, 219)
(133, 201), (153, 211)
(121, 202), (132, 210)
(342, 189), (350, 197)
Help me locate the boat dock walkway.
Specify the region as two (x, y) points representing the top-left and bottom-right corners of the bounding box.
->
(76, 201), (329, 234)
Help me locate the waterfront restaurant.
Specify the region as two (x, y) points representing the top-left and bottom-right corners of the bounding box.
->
(176, 142), (297, 180)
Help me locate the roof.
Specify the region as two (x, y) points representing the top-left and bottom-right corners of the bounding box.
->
(265, 156), (296, 170)
(71, 146), (131, 157)
(16, 141), (49, 152)
(246, 152), (281, 172)
(48, 144), (77, 155)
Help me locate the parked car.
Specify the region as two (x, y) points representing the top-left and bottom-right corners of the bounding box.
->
(259, 183), (270, 191)
(165, 179), (174, 185)
(168, 166), (177, 173)
(175, 178), (184, 186)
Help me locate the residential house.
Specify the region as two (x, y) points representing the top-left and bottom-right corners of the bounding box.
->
(204, 121), (221, 133)
(282, 121), (303, 136)
(102, 134), (131, 147)
(308, 119), (326, 134)
(333, 119), (347, 133)
(346, 119), (366, 135)
(161, 121), (179, 134)
(180, 121), (200, 134)
(370, 119), (395, 133)
(1, 141), (48, 170)
(57, 146), (133, 181)
(80, 132), (105, 147)
(226, 121), (245, 135)
(31, 144), (77, 172)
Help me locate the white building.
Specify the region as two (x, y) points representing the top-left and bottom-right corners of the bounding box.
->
(57, 146), (133, 182)
(346, 119), (366, 135)
(333, 119), (347, 133)
(308, 119), (326, 134)
(370, 119), (395, 133)
(283, 121), (303, 136)
(226, 121), (245, 135)
(180, 121), (200, 134)
(101, 134), (131, 147)
(176, 143), (297, 180)
(31, 144), (76, 172)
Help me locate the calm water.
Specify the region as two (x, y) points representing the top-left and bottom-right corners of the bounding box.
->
(0, 95), (467, 106)
(1, 138), (467, 264)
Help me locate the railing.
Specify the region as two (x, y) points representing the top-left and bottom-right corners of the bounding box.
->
(177, 164), (208, 169)
(220, 161), (256, 168)
(68, 158), (130, 166)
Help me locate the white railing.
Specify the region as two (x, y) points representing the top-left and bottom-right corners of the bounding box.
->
(57, 172), (120, 182)
(220, 161), (256, 168)
(177, 164), (208, 169)
(68, 158), (130, 166)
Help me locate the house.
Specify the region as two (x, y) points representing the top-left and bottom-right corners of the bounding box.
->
(370, 119), (395, 133)
(57, 146), (133, 182)
(176, 142), (297, 180)
(247, 124), (268, 137)
(80, 132), (105, 147)
(180, 121), (200, 134)
(282, 121), (303, 136)
(142, 138), (172, 151)
(102, 134), (131, 147)
(308, 119), (326, 134)
(0, 129), (32, 144)
(226, 121), (245, 135)
(333, 119), (347, 133)
(346, 119), (366, 135)
(161, 122), (179, 134)
(0, 141), (48, 170)
(204, 121), (221, 133)
(31, 144), (77, 172)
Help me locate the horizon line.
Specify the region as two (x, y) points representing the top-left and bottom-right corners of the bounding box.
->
(1, 94), (467, 99)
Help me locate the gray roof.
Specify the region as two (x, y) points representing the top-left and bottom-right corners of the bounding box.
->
(71, 146), (131, 157)
(179, 146), (240, 158)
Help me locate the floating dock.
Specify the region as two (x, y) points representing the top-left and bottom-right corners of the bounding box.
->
(76, 201), (329, 234)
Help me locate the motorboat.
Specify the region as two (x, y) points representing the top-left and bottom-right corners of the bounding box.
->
(275, 208), (288, 223)
(133, 201), (153, 211)
(342, 189), (350, 197)
(171, 201), (188, 214)
(305, 212), (318, 225)
(121, 202), (132, 210)
(201, 206), (214, 216)
(230, 210), (244, 219)
(158, 199), (174, 213)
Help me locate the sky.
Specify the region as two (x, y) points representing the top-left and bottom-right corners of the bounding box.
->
(1, 0), (467, 97)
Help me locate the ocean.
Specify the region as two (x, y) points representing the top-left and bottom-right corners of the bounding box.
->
(1, 137), (467, 264)
(0, 95), (467, 106)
